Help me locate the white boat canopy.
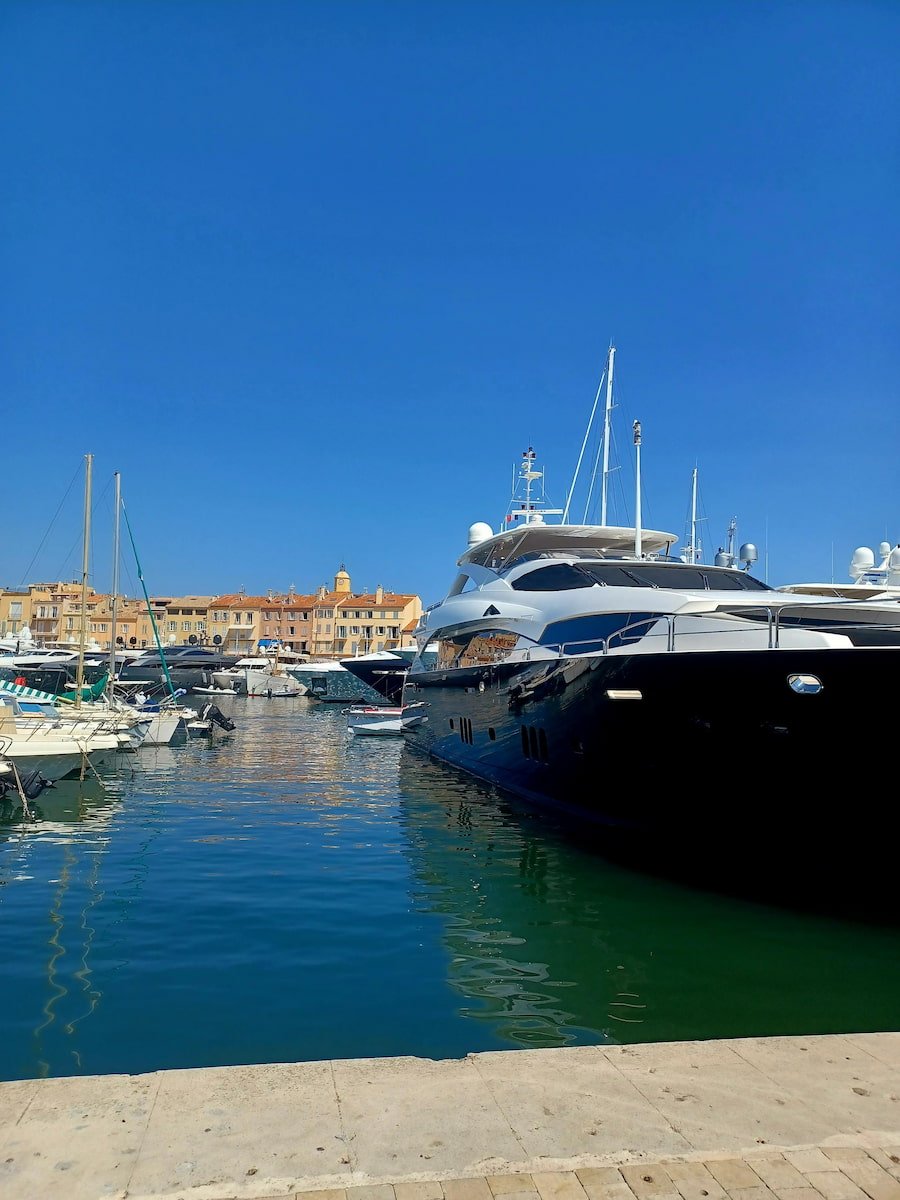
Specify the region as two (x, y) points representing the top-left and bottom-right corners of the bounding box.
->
(458, 524), (679, 572)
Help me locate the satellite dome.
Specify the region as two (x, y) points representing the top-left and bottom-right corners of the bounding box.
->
(468, 522), (494, 547)
(849, 547), (875, 579)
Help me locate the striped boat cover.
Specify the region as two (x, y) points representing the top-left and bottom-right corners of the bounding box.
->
(0, 680), (61, 703)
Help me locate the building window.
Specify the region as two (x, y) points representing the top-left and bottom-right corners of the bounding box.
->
(168, 621), (177, 632)
(337, 626), (347, 638)
(289, 626), (295, 635)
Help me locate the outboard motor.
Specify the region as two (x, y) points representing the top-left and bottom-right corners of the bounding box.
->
(1, 765), (52, 802)
(199, 703), (236, 732)
(17, 769), (51, 801)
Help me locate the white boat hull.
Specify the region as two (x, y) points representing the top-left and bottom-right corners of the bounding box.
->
(346, 704), (426, 736)
(243, 668), (305, 697)
(142, 712), (181, 746)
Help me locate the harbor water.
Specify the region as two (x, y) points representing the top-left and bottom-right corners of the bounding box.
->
(1, 697), (898, 1082)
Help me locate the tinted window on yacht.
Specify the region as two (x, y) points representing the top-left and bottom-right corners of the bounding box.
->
(539, 611), (666, 652)
(705, 570), (771, 591)
(510, 564), (595, 591)
(580, 564), (656, 587)
(625, 565), (709, 589)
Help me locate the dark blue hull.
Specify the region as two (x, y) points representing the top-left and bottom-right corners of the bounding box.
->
(403, 646), (898, 850)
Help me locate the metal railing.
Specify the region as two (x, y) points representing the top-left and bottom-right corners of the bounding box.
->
(429, 602), (900, 669)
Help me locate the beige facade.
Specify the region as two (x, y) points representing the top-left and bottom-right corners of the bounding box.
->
(0, 588), (40, 639)
(3, 568), (423, 659)
(59, 593), (165, 650)
(154, 596), (214, 647)
(206, 570), (421, 660)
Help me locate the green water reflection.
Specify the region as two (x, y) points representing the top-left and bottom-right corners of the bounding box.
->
(0, 699), (897, 1080)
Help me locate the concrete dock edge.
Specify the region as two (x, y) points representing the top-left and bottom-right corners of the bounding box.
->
(0, 1033), (897, 1200)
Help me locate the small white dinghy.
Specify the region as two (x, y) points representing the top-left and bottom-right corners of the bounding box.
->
(346, 703), (426, 736)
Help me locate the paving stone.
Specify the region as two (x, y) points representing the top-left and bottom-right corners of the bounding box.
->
(772, 1190), (826, 1200)
(751, 1160), (811, 1191)
(488, 1177), (537, 1195)
(785, 1153), (835, 1175)
(619, 1164), (678, 1200)
(705, 1160), (766, 1191)
(442, 1179), (494, 1200)
(531, 1172), (590, 1200)
(823, 1154), (882, 1167)
(863, 1152), (900, 1182)
(729, 1188), (779, 1200)
(494, 1192), (540, 1200)
(395, 1183), (443, 1200)
(665, 1160), (729, 1200)
(803, 1172), (868, 1200)
(576, 1167), (639, 1200)
(305, 1191), (349, 1200)
(831, 1162), (900, 1200)
(347, 1185), (397, 1200)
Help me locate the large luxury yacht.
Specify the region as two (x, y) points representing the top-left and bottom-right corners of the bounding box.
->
(402, 472), (900, 857)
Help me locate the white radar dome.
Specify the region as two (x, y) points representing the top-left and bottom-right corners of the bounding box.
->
(889, 546), (900, 571)
(850, 547), (875, 579)
(467, 522), (494, 547)
(879, 541), (892, 558)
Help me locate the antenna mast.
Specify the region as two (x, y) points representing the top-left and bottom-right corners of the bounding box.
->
(633, 420), (642, 558)
(74, 452), (93, 709)
(108, 472), (121, 693)
(688, 467), (700, 563)
(600, 344), (615, 525)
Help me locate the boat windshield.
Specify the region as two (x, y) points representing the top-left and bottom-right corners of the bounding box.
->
(511, 562), (771, 592)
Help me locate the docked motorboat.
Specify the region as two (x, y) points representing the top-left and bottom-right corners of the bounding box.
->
(401, 429), (900, 870)
(287, 660), (378, 702)
(340, 649), (415, 704)
(118, 646), (241, 693)
(211, 650), (308, 696)
(0, 695), (121, 780)
(346, 702), (426, 736)
(779, 540), (900, 603)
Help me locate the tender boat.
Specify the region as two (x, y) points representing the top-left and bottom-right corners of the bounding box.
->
(346, 702), (426, 736)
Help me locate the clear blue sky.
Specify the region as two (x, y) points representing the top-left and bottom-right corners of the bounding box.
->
(2, 0), (897, 604)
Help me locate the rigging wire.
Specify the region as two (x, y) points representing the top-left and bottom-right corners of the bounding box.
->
(50, 476), (114, 593)
(15, 461), (83, 588)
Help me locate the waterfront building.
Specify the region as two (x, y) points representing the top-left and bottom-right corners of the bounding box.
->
(154, 595), (215, 647)
(0, 586), (47, 639)
(312, 567), (421, 658)
(206, 570), (421, 659)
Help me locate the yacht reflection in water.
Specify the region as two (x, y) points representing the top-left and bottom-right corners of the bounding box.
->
(396, 748), (900, 1050)
(397, 750), (649, 1048)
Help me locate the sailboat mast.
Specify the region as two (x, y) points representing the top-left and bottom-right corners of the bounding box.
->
(633, 420), (642, 558)
(108, 472), (121, 691)
(689, 467), (699, 564)
(599, 345), (615, 526)
(74, 453), (93, 709)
